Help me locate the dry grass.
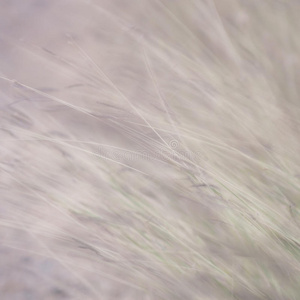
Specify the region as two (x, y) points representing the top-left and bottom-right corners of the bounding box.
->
(1, 0), (300, 299)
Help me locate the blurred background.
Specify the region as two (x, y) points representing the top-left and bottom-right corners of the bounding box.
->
(1, 1), (300, 299)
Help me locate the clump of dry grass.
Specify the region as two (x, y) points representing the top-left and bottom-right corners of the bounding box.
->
(1, 0), (300, 299)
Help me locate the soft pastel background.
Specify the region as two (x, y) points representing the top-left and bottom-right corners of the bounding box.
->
(1, 1), (300, 299)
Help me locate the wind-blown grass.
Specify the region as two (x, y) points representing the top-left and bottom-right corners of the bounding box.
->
(0, 1), (300, 299)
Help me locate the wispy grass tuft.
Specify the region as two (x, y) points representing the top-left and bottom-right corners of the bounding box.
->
(1, 1), (300, 299)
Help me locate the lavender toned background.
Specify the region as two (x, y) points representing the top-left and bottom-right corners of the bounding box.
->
(1, 1), (300, 299)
